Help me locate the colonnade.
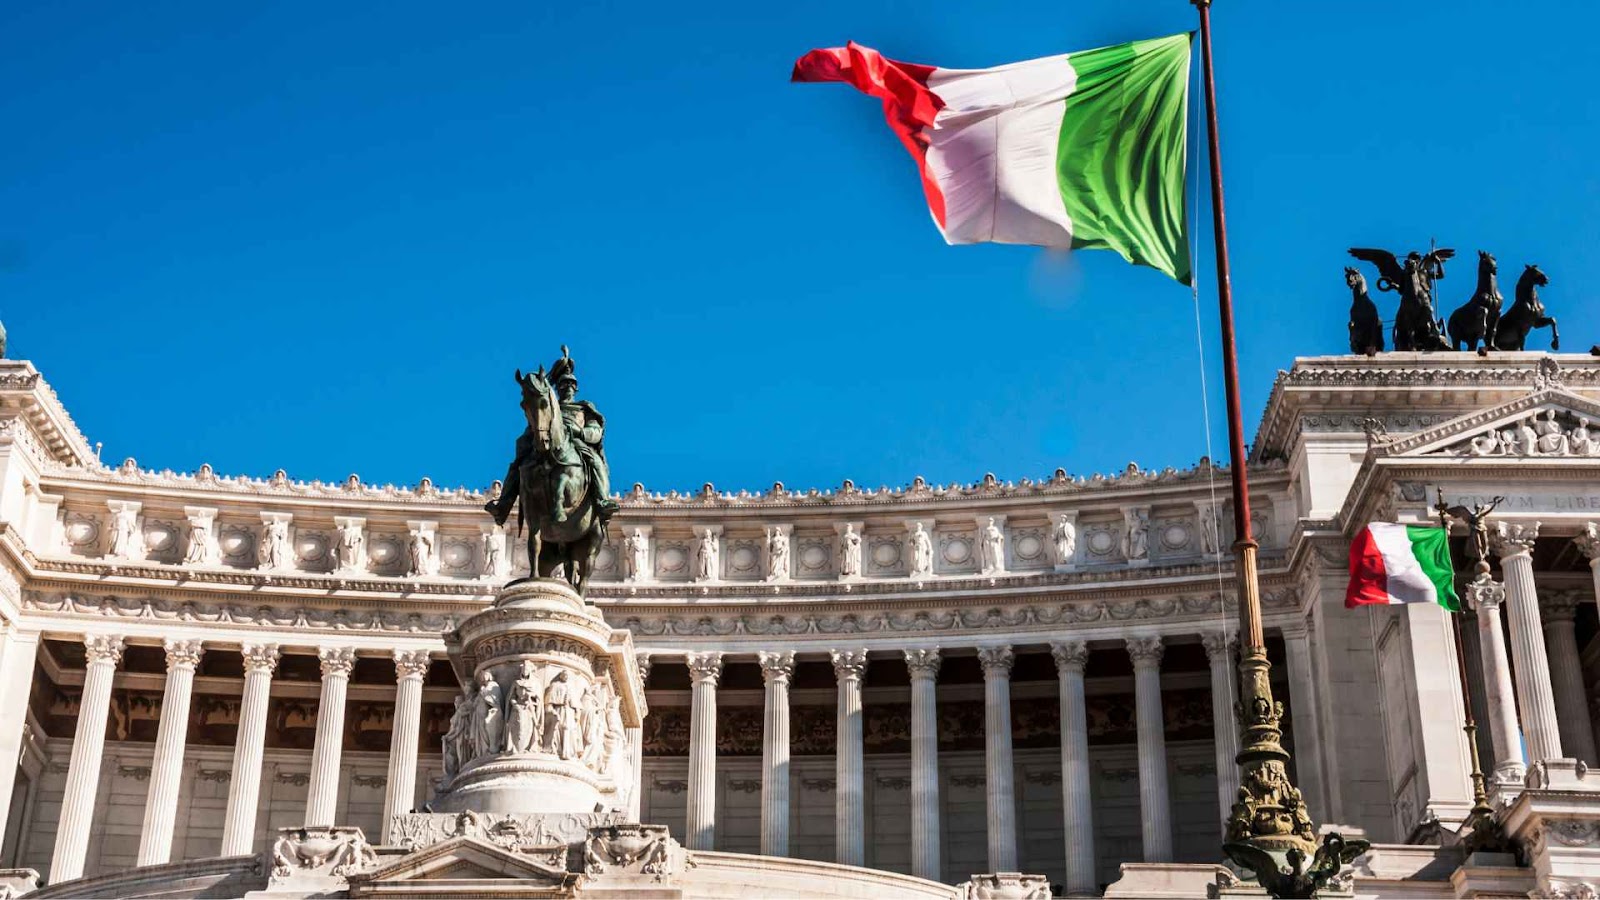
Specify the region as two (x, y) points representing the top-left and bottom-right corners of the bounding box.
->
(670, 631), (1252, 895)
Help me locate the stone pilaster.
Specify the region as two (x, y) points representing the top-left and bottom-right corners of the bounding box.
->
(1051, 640), (1096, 897)
(1201, 631), (1240, 838)
(1492, 522), (1563, 763)
(136, 639), (204, 866)
(382, 649), (431, 842)
(1280, 623), (1328, 823)
(758, 651), (795, 858)
(904, 648), (942, 882)
(685, 651), (723, 850)
(0, 628), (40, 850)
(221, 643), (279, 855)
(978, 644), (1017, 873)
(1466, 575), (1526, 785)
(831, 649), (868, 866)
(50, 634), (123, 883)
(305, 646), (356, 826)
(1127, 635), (1172, 863)
(630, 654), (652, 822)
(1540, 592), (1597, 765)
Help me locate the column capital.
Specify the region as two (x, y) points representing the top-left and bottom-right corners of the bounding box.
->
(830, 649), (869, 681)
(977, 644), (1015, 676)
(636, 653), (653, 684)
(1490, 520), (1540, 559)
(903, 648), (942, 679)
(1465, 572), (1506, 611)
(1126, 635), (1164, 668)
(1050, 640), (1090, 673)
(162, 639), (204, 671)
(393, 649), (431, 681)
(1200, 631), (1236, 662)
(1540, 591), (1583, 624)
(685, 651), (724, 685)
(84, 634), (125, 666)
(318, 645), (357, 677)
(758, 650), (796, 684)
(241, 643), (281, 674)
(1574, 522), (1600, 561)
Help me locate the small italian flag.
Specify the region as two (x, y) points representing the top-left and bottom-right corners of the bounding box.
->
(1346, 524), (1460, 611)
(791, 33), (1193, 284)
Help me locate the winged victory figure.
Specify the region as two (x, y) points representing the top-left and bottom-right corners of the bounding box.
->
(1348, 246), (1455, 352)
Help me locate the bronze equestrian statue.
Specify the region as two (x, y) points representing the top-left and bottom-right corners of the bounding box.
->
(1494, 264), (1559, 351)
(1348, 246), (1454, 351)
(1345, 267), (1384, 355)
(485, 346), (619, 595)
(1446, 250), (1503, 353)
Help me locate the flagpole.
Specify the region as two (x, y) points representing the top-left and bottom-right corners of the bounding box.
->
(1193, 2), (1367, 895)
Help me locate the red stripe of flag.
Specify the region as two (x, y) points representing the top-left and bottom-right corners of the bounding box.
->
(1345, 525), (1391, 609)
(791, 42), (948, 228)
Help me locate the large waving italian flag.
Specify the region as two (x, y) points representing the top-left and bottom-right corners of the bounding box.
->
(792, 33), (1192, 284)
(1346, 523), (1460, 611)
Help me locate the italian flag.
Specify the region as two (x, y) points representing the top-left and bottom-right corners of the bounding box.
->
(791, 33), (1193, 284)
(1346, 524), (1460, 611)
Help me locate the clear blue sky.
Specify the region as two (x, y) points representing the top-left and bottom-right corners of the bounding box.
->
(4, 1), (1597, 494)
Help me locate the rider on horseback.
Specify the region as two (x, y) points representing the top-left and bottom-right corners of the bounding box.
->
(546, 347), (619, 523)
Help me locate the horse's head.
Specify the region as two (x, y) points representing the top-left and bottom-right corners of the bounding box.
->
(1524, 264), (1549, 288)
(515, 366), (558, 451)
(1478, 250), (1497, 275)
(1344, 267), (1365, 291)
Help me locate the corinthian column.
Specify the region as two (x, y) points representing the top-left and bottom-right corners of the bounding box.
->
(904, 648), (942, 882)
(136, 639), (204, 866)
(1465, 576), (1525, 784)
(978, 645), (1017, 873)
(685, 651), (723, 851)
(305, 646), (356, 826)
(1051, 641), (1096, 897)
(382, 649), (431, 841)
(1201, 631), (1240, 838)
(1127, 635), (1172, 863)
(758, 651), (795, 857)
(1574, 523), (1600, 607)
(1541, 592), (1597, 765)
(50, 634), (124, 883)
(1491, 522), (1563, 763)
(221, 643), (279, 855)
(831, 649), (868, 866)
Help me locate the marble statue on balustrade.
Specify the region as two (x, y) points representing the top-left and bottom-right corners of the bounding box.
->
(839, 524), (862, 577)
(108, 503), (141, 559)
(335, 520), (365, 572)
(909, 523), (933, 578)
(472, 670), (504, 759)
(505, 662), (543, 755)
(694, 530), (718, 582)
(623, 528), (648, 582)
(1124, 508), (1150, 561)
(979, 517), (1005, 574)
(183, 516), (217, 566)
(408, 528), (434, 576)
(0, 319), (6, 358)
(483, 346), (616, 595)
(482, 525), (507, 580)
(766, 527), (790, 581)
(545, 671), (581, 760)
(260, 517), (291, 570)
(1052, 514), (1075, 566)
(1199, 506), (1222, 557)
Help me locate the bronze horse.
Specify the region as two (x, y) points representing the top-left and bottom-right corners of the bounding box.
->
(1495, 265), (1558, 351)
(487, 367), (606, 595)
(1446, 251), (1502, 353)
(1346, 267), (1384, 355)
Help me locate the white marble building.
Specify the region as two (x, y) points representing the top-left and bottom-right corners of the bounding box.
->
(1, 350), (1599, 897)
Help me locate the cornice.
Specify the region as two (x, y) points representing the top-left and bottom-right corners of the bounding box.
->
(0, 361), (98, 467)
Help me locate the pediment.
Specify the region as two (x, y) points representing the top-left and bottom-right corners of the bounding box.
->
(351, 836), (579, 888)
(1373, 388), (1600, 459)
